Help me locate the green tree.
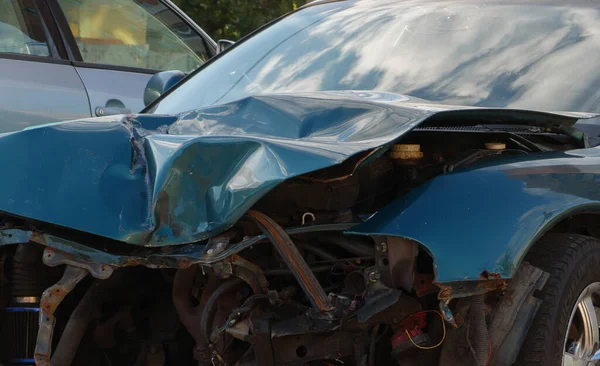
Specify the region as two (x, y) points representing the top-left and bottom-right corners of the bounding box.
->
(172, 0), (307, 41)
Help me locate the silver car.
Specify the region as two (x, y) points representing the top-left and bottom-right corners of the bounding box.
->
(0, 0), (216, 132)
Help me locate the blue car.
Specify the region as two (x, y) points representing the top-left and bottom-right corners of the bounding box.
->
(2, 0), (600, 365)
(0, 0), (216, 132)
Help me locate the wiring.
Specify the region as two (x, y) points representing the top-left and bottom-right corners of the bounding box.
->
(404, 310), (446, 350)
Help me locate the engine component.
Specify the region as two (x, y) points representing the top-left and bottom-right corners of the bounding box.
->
(200, 278), (245, 346)
(343, 271), (366, 295)
(10, 243), (45, 304)
(0, 306), (39, 364)
(390, 312), (430, 358)
(484, 142), (506, 150)
(0, 243), (44, 365)
(52, 269), (127, 366)
(390, 144), (424, 163)
(247, 210), (333, 312)
(173, 265), (208, 361)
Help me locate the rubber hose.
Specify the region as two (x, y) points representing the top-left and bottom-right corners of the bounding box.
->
(10, 243), (44, 298)
(469, 295), (489, 366)
(298, 242), (338, 261)
(200, 278), (245, 345)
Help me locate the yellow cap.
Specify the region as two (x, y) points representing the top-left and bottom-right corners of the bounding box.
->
(485, 142), (506, 150)
(390, 144), (424, 160)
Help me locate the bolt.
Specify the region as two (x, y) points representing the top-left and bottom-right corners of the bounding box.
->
(216, 242), (226, 250)
(206, 249), (214, 256)
(368, 271), (381, 283)
(228, 319), (237, 327)
(377, 242), (388, 252)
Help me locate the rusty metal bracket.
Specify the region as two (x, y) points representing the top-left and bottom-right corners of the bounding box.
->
(437, 279), (507, 300)
(43, 247), (113, 279)
(247, 210), (333, 312)
(34, 265), (89, 365)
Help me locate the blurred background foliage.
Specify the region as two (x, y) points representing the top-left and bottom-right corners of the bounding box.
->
(172, 0), (309, 41)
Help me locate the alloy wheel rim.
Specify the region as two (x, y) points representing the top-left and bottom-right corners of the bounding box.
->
(563, 282), (600, 365)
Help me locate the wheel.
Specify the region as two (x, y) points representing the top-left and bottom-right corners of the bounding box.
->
(517, 234), (600, 365)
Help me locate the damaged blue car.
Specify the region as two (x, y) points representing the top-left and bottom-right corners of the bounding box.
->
(3, 0), (600, 365)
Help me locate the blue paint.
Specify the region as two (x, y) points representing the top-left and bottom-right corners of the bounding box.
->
(6, 358), (35, 364)
(351, 148), (600, 281)
(0, 91), (597, 284)
(0, 91), (457, 246)
(0, 308), (40, 312)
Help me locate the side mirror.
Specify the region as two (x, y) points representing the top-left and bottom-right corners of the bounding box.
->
(217, 39), (235, 54)
(144, 70), (186, 106)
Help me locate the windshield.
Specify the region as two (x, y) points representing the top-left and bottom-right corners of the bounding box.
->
(153, 0), (600, 115)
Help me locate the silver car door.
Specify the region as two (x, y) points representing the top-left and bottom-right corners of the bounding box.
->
(0, 0), (90, 132)
(52, 0), (216, 115)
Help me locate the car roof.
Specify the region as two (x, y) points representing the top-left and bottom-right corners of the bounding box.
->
(310, 0), (600, 8)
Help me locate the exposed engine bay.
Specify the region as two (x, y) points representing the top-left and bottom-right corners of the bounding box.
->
(0, 123), (582, 365)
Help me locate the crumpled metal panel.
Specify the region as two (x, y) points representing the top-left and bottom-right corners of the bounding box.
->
(0, 92), (590, 246)
(351, 148), (600, 282)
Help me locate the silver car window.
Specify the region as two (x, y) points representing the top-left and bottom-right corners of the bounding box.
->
(58, 0), (209, 72)
(0, 0), (50, 57)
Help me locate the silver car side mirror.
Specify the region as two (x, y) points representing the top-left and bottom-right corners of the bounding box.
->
(217, 39), (235, 54)
(144, 70), (186, 107)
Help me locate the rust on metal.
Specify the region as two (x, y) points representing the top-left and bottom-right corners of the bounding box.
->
(29, 231), (44, 244)
(43, 247), (113, 279)
(479, 269), (503, 280)
(34, 265), (89, 366)
(437, 278), (507, 300)
(247, 210), (333, 312)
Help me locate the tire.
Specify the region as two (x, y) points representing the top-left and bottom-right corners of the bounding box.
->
(516, 234), (600, 365)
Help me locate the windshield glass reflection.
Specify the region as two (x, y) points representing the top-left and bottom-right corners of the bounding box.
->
(155, 0), (600, 114)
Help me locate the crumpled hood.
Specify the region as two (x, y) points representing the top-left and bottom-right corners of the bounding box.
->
(0, 91), (592, 246)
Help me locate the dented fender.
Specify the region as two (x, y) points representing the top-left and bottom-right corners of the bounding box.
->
(351, 148), (600, 282)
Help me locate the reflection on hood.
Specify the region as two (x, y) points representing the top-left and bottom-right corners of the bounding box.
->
(156, 1), (600, 115)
